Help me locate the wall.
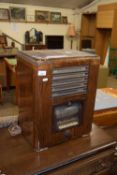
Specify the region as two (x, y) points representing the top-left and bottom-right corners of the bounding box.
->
(0, 3), (75, 50)
(1, 0), (116, 50)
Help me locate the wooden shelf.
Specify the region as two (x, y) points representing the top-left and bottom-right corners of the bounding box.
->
(80, 13), (96, 50)
(0, 19), (69, 25)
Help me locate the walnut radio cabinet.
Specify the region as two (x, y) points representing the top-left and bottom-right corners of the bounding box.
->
(17, 50), (99, 150)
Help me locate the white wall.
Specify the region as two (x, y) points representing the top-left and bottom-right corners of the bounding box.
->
(1, 1), (117, 50)
(0, 3), (75, 50)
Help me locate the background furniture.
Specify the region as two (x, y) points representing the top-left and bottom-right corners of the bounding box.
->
(94, 88), (117, 127)
(80, 3), (117, 68)
(4, 58), (18, 104)
(97, 65), (109, 88)
(95, 3), (117, 65)
(0, 35), (18, 87)
(0, 124), (116, 175)
(109, 47), (117, 77)
(24, 43), (47, 50)
(80, 12), (96, 50)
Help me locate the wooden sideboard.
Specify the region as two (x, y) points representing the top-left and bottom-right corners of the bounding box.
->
(24, 44), (47, 50)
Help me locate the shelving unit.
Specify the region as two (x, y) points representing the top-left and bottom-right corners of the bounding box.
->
(80, 12), (96, 50)
(0, 19), (69, 25)
(95, 3), (117, 65)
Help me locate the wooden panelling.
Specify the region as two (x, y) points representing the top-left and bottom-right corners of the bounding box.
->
(97, 11), (114, 28)
(98, 3), (117, 11)
(110, 10), (117, 47)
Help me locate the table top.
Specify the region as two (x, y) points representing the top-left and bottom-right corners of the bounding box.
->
(95, 88), (117, 111)
(94, 88), (117, 126)
(0, 124), (116, 175)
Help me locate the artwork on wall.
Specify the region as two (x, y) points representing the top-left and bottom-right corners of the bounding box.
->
(10, 7), (26, 21)
(61, 16), (68, 24)
(0, 8), (9, 20)
(35, 10), (49, 22)
(0, 7), (68, 24)
(50, 12), (61, 23)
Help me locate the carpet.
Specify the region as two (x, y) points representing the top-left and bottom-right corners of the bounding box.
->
(0, 103), (19, 128)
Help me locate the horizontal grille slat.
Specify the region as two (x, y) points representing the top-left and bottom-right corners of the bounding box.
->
(53, 88), (87, 97)
(53, 73), (88, 80)
(53, 66), (88, 74)
(53, 78), (88, 86)
(52, 66), (89, 97)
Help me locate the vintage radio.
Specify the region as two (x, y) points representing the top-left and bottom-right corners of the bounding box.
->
(17, 50), (99, 151)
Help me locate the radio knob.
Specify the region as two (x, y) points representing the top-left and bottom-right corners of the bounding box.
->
(64, 130), (71, 139)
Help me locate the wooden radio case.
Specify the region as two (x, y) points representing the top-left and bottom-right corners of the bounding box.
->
(16, 50), (99, 151)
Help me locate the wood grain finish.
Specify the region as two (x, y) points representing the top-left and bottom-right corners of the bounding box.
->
(95, 3), (117, 64)
(24, 44), (47, 50)
(97, 11), (114, 28)
(98, 3), (117, 11)
(0, 124), (116, 175)
(80, 13), (96, 50)
(17, 50), (99, 150)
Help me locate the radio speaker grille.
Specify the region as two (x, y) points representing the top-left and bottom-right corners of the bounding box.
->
(52, 66), (89, 97)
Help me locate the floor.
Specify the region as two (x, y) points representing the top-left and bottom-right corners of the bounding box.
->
(0, 89), (18, 128)
(0, 75), (117, 128)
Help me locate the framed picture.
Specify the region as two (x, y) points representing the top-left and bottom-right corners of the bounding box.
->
(50, 12), (61, 23)
(0, 8), (9, 20)
(35, 10), (49, 22)
(10, 7), (26, 22)
(61, 16), (68, 24)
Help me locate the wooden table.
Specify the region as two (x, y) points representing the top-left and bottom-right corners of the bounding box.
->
(94, 88), (117, 126)
(0, 124), (116, 175)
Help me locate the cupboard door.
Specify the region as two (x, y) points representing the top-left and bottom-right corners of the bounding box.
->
(97, 10), (114, 28)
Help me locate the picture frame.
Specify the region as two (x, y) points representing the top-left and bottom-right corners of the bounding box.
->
(61, 16), (68, 24)
(50, 12), (61, 23)
(0, 8), (9, 20)
(35, 10), (49, 23)
(10, 7), (26, 22)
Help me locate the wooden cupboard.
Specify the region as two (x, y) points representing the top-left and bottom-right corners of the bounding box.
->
(95, 3), (117, 65)
(80, 12), (96, 50)
(80, 3), (117, 66)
